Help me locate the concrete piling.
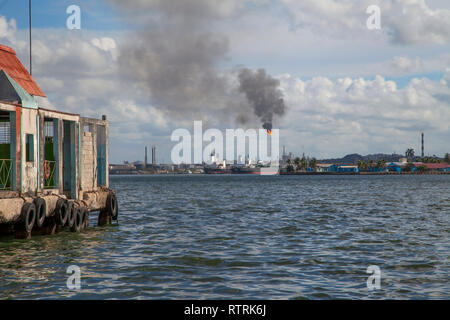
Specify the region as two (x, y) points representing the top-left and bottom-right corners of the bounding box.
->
(1, 189), (117, 239)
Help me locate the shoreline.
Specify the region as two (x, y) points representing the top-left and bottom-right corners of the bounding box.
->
(110, 171), (450, 176)
(280, 171), (450, 175)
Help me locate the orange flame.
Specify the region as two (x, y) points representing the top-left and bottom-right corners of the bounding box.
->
(267, 129), (272, 136)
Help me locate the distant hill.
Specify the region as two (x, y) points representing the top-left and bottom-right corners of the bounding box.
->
(320, 153), (404, 165)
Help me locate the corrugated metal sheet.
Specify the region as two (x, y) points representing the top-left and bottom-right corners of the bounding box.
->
(0, 44), (46, 97)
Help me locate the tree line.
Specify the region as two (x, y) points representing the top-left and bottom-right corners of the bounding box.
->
(284, 151), (450, 173)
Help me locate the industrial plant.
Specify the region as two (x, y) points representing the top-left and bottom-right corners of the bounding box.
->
(109, 136), (450, 175)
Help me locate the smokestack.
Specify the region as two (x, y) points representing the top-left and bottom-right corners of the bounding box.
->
(145, 146), (148, 169)
(421, 133), (424, 158)
(152, 146), (156, 165)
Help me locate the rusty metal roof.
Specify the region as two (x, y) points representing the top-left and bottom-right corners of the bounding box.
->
(0, 44), (46, 97)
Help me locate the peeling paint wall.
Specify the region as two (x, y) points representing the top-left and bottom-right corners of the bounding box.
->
(20, 108), (38, 195)
(38, 109), (79, 198)
(81, 131), (94, 191)
(0, 103), (108, 201)
(0, 102), (112, 227)
(80, 117), (109, 194)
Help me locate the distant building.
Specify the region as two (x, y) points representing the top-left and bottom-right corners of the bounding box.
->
(316, 164), (338, 172)
(420, 163), (450, 172)
(109, 163), (137, 174)
(368, 166), (387, 173)
(281, 146), (291, 165)
(387, 162), (406, 173)
(133, 161), (145, 170)
(337, 165), (359, 173)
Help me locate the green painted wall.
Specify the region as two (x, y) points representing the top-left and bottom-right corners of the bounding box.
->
(0, 144), (10, 159)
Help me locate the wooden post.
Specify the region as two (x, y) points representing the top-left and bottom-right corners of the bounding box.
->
(98, 209), (111, 226)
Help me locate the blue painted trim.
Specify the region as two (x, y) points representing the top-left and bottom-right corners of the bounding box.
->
(36, 114), (40, 192)
(53, 119), (59, 188)
(20, 111), (23, 193)
(0, 70), (38, 109)
(9, 111), (16, 191)
(78, 122), (81, 190)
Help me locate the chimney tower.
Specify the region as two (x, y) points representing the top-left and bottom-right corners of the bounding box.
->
(152, 146), (156, 165)
(144, 146), (148, 169)
(421, 133), (424, 158)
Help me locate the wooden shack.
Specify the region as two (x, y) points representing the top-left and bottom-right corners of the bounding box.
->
(0, 44), (117, 239)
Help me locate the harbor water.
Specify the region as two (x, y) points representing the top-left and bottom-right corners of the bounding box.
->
(0, 174), (449, 299)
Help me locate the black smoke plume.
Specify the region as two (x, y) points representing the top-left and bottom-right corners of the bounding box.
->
(107, 0), (286, 127)
(238, 68), (286, 130)
(107, 0), (232, 120)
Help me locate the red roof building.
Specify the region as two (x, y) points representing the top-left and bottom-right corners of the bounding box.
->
(421, 163), (450, 170)
(0, 44), (45, 97)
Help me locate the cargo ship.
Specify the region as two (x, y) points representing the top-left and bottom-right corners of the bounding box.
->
(232, 164), (279, 175)
(204, 166), (232, 174)
(203, 150), (232, 174)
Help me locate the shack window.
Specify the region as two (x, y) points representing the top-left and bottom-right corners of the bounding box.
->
(0, 121), (10, 144)
(0, 113), (12, 190)
(44, 119), (58, 189)
(44, 120), (54, 140)
(26, 134), (34, 162)
(44, 119), (56, 160)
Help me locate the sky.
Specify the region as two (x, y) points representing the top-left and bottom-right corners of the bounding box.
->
(0, 0), (449, 163)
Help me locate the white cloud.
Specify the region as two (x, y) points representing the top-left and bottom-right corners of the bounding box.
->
(0, 16), (16, 42)
(390, 56), (423, 73)
(280, 0), (450, 45)
(91, 37), (118, 60)
(327, 53), (450, 78)
(1, 7), (449, 162)
(223, 2), (450, 81)
(279, 71), (450, 158)
(0, 24), (188, 162)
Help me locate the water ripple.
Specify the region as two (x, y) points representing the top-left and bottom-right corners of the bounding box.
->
(0, 174), (449, 299)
